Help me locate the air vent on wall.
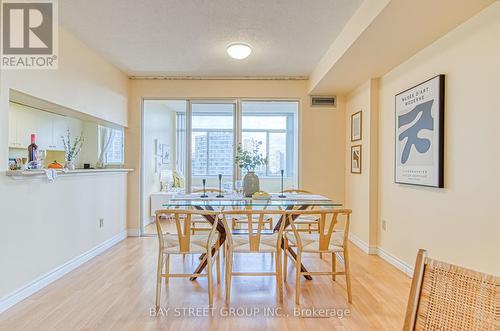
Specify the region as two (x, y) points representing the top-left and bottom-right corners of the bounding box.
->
(310, 96), (336, 108)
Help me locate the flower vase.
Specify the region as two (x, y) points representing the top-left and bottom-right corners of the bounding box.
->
(65, 160), (76, 170)
(243, 171), (260, 197)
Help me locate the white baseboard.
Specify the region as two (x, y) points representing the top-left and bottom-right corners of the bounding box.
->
(349, 234), (378, 255)
(377, 247), (414, 277)
(0, 230), (127, 314)
(349, 235), (413, 277)
(127, 228), (141, 237)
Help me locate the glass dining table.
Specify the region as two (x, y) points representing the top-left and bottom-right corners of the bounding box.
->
(161, 193), (342, 280)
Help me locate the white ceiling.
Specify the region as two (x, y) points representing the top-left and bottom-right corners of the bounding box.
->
(59, 0), (363, 77)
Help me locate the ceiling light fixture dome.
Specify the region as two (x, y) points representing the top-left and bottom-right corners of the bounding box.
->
(226, 42), (252, 60)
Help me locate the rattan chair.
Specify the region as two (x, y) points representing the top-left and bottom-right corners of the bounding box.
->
(403, 249), (498, 331)
(221, 209), (286, 304)
(154, 209), (221, 308)
(283, 209), (353, 304)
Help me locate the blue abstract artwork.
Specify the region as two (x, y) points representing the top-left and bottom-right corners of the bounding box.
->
(395, 75), (444, 187)
(398, 100), (434, 164)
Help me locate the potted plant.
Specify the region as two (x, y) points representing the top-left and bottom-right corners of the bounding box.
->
(235, 141), (268, 197)
(61, 129), (84, 170)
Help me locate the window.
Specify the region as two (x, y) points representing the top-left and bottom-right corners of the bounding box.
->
(191, 104), (234, 178)
(171, 100), (298, 192)
(100, 126), (124, 165)
(176, 112), (186, 177)
(242, 101), (298, 179)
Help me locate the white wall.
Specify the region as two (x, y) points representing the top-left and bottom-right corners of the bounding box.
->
(142, 102), (176, 224)
(344, 79), (379, 251)
(343, 3), (500, 275)
(377, 3), (500, 275)
(0, 27), (129, 304)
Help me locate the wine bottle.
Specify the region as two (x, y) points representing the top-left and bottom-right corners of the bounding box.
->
(28, 134), (38, 163)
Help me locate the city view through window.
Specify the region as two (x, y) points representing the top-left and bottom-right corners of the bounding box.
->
(173, 101), (298, 191)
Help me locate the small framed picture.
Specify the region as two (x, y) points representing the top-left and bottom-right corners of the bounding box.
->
(351, 111), (362, 141)
(161, 144), (170, 165)
(351, 145), (362, 174)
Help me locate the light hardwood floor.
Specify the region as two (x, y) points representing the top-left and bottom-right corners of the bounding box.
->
(0, 222), (411, 331)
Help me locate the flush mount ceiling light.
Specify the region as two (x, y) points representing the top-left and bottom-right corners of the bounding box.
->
(226, 43), (252, 60)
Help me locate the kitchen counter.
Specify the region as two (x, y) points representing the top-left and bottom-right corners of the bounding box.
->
(5, 168), (133, 180)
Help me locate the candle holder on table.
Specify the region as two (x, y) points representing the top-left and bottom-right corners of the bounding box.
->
(200, 178), (208, 198)
(216, 174), (224, 198)
(278, 169), (286, 198)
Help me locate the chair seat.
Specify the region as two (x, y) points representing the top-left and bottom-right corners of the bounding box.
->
(232, 215), (273, 223)
(285, 232), (344, 252)
(191, 214), (215, 224)
(162, 233), (217, 254)
(232, 233), (279, 253)
(292, 215), (319, 225)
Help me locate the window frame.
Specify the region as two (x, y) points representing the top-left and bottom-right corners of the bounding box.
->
(169, 98), (300, 192)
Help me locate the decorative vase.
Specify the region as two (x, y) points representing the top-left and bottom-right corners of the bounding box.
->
(65, 160), (75, 170)
(243, 171), (260, 197)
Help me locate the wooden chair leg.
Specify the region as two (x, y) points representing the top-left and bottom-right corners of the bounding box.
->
(225, 249), (232, 305)
(283, 238), (288, 283)
(216, 242), (221, 284)
(275, 251), (283, 303)
(295, 251), (302, 305)
(165, 254), (170, 283)
(320, 252), (323, 259)
(331, 252), (336, 281)
(207, 252), (213, 307)
(155, 251), (164, 308)
(344, 249), (352, 304)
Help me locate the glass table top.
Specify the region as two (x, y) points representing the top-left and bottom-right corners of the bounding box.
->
(161, 193), (342, 208)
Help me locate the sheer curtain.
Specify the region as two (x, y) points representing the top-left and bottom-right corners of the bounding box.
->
(97, 126), (114, 168)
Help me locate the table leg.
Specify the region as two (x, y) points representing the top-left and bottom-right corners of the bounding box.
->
(190, 206), (226, 281)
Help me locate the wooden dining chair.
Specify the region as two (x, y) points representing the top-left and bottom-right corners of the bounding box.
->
(190, 188), (222, 234)
(283, 209), (353, 304)
(154, 209), (221, 308)
(282, 189), (320, 234)
(231, 204), (275, 231)
(221, 209), (286, 304)
(403, 249), (498, 331)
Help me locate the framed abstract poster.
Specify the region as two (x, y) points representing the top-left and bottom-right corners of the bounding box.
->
(351, 111), (362, 141)
(351, 145), (361, 174)
(395, 75), (444, 187)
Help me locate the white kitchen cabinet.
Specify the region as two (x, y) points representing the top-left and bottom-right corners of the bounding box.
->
(14, 105), (39, 148)
(8, 108), (17, 148)
(8, 102), (83, 151)
(52, 115), (82, 151)
(51, 113), (69, 150)
(33, 110), (53, 149)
